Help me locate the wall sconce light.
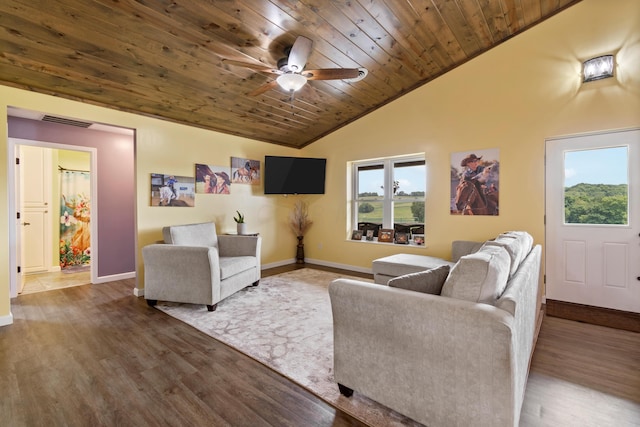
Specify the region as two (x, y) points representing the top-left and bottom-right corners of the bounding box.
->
(583, 55), (614, 82)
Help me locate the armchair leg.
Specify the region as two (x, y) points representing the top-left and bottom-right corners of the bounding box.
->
(338, 383), (354, 397)
(146, 299), (158, 307)
(252, 280), (260, 287)
(206, 304), (217, 312)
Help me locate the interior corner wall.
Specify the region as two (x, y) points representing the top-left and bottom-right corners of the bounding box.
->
(9, 117), (136, 278)
(301, 0), (640, 270)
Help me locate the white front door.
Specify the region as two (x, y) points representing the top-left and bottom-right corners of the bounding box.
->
(545, 128), (640, 313)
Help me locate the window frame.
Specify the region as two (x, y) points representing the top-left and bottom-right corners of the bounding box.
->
(351, 154), (426, 235)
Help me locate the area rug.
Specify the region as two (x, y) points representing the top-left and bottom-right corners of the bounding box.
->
(156, 268), (423, 427)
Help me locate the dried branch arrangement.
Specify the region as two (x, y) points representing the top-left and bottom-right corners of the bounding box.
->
(289, 200), (313, 237)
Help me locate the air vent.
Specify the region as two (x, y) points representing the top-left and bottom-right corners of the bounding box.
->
(41, 115), (92, 128)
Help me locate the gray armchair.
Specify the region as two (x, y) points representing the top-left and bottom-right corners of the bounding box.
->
(142, 222), (261, 311)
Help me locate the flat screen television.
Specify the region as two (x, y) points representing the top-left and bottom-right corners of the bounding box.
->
(264, 156), (327, 194)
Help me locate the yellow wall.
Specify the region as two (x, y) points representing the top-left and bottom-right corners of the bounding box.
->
(303, 0), (640, 267)
(1, 0), (639, 323)
(0, 88), (300, 322)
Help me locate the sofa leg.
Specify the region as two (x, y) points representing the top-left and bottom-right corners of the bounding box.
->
(146, 299), (157, 307)
(252, 280), (260, 287)
(206, 304), (217, 312)
(338, 383), (354, 397)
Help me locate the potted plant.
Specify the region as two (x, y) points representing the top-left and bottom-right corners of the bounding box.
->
(234, 210), (247, 235)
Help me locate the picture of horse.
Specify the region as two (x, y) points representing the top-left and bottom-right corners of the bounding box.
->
(195, 164), (231, 194)
(231, 157), (260, 185)
(450, 149), (500, 215)
(150, 173), (195, 207)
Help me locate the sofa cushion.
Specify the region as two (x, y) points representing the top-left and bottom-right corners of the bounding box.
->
(372, 254), (454, 277)
(440, 245), (511, 305)
(388, 265), (450, 294)
(484, 231), (533, 276)
(219, 256), (257, 280)
(164, 222), (218, 248)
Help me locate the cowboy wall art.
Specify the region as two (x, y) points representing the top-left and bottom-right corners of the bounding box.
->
(195, 164), (232, 195)
(450, 149), (500, 215)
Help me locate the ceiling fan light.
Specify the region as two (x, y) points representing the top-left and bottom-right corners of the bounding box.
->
(276, 73), (307, 92)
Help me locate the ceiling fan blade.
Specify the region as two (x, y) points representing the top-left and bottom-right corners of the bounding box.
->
(287, 36), (313, 72)
(222, 59), (281, 75)
(248, 80), (279, 96)
(301, 68), (361, 80)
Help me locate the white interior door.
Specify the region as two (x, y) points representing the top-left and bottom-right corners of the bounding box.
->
(545, 128), (640, 313)
(19, 145), (52, 274)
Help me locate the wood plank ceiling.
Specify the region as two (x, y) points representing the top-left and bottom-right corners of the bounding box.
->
(0, 0), (580, 148)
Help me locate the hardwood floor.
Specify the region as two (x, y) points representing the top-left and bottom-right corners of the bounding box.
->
(20, 268), (91, 295)
(2, 264), (639, 426)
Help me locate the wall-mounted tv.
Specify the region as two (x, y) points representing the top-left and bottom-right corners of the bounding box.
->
(264, 156), (327, 195)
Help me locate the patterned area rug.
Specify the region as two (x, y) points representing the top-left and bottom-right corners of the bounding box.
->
(157, 268), (422, 427)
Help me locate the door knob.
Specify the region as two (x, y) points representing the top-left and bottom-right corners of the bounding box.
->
(21, 222), (30, 226)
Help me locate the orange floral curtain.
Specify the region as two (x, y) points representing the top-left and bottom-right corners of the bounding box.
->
(59, 170), (91, 270)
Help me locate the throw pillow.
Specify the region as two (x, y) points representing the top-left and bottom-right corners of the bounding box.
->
(440, 245), (510, 305)
(388, 265), (451, 295)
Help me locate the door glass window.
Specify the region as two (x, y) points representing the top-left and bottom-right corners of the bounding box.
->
(563, 146), (628, 225)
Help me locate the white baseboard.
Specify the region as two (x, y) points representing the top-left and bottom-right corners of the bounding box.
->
(261, 259), (297, 270)
(49, 266), (61, 273)
(304, 258), (373, 274)
(261, 258), (372, 274)
(0, 313), (14, 327)
(94, 271), (136, 284)
(133, 287), (144, 297)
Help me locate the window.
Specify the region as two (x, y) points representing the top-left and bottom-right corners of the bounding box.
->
(351, 155), (426, 238)
(563, 146), (628, 225)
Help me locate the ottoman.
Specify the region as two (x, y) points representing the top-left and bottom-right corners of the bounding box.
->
(372, 254), (454, 285)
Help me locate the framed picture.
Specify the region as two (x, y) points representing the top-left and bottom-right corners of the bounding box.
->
(395, 232), (409, 244)
(195, 164), (231, 194)
(351, 230), (364, 240)
(450, 148), (500, 216)
(378, 229), (394, 243)
(413, 234), (425, 246)
(365, 229), (374, 241)
(150, 173), (195, 207)
(231, 157), (261, 185)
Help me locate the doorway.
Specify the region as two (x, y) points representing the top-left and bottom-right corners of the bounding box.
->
(545, 128), (640, 314)
(8, 138), (98, 298)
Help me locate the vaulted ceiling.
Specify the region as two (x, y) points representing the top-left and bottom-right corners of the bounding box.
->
(1, 0), (580, 148)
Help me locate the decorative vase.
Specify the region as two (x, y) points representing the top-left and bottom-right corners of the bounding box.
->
(296, 235), (305, 264)
(237, 222), (247, 235)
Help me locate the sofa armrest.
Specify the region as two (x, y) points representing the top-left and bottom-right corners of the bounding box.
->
(217, 235), (261, 257)
(329, 279), (518, 427)
(142, 244), (221, 304)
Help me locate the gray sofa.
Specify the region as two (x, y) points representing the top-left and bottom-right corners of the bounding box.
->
(142, 222), (261, 311)
(329, 232), (541, 427)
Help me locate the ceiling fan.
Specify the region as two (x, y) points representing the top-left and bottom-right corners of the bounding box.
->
(223, 36), (367, 96)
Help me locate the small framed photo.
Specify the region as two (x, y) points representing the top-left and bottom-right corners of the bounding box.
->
(395, 232), (409, 244)
(351, 230), (364, 240)
(365, 229), (375, 241)
(378, 229), (394, 243)
(413, 234), (425, 246)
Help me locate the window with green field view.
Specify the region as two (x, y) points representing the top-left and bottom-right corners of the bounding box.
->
(564, 146), (628, 225)
(352, 155), (426, 237)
